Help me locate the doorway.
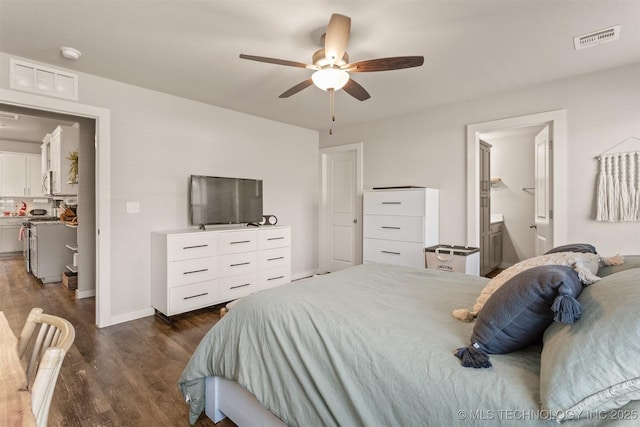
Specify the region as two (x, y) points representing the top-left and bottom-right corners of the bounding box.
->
(466, 110), (567, 259)
(319, 143), (363, 273)
(1, 88), (111, 327)
(480, 124), (549, 266)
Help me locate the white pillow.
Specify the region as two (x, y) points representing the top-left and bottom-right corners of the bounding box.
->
(452, 252), (622, 322)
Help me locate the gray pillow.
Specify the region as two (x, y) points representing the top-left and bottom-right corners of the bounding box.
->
(545, 243), (597, 255)
(597, 254), (640, 277)
(540, 268), (640, 421)
(455, 265), (583, 368)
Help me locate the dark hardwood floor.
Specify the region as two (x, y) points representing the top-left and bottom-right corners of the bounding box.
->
(0, 255), (236, 426)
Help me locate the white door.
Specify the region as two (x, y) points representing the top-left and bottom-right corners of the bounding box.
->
(320, 145), (362, 272)
(533, 125), (553, 255)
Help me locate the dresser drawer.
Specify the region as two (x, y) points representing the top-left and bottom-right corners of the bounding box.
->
(363, 215), (425, 242)
(168, 280), (219, 315)
(167, 233), (218, 261)
(219, 252), (258, 277)
(363, 190), (425, 216)
(363, 238), (426, 268)
(219, 272), (258, 301)
(168, 257), (218, 287)
(258, 247), (291, 270)
(259, 266), (291, 290)
(219, 230), (258, 254)
(258, 227), (291, 249)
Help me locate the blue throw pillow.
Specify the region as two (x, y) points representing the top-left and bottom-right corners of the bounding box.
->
(544, 243), (597, 255)
(455, 265), (584, 368)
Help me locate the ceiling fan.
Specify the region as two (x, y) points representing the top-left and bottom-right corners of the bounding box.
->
(239, 13), (424, 130)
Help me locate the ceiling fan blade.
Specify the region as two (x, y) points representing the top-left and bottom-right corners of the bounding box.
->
(324, 14), (351, 65)
(343, 78), (371, 101)
(279, 79), (314, 98)
(346, 56), (424, 72)
(239, 54), (316, 69)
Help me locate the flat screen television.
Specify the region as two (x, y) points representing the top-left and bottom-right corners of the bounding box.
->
(190, 175), (263, 226)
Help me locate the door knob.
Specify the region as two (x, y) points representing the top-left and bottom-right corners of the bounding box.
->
(353, 219), (357, 224)
(529, 224), (537, 229)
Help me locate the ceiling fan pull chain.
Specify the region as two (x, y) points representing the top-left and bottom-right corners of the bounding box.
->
(329, 89), (336, 135)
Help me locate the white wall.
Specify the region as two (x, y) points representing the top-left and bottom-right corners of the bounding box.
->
(488, 134), (535, 266)
(0, 52), (319, 322)
(320, 63), (640, 256)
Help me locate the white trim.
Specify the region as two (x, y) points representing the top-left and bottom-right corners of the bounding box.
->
(0, 88), (112, 328)
(75, 288), (96, 299)
(318, 142), (363, 272)
(108, 307), (155, 327)
(466, 109), (567, 248)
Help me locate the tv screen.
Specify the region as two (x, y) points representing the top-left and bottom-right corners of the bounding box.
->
(190, 175), (263, 225)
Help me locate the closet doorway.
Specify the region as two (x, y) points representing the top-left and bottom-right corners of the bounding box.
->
(467, 110), (567, 268)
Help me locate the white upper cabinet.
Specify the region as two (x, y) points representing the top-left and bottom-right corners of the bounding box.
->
(0, 152), (44, 197)
(42, 125), (78, 195)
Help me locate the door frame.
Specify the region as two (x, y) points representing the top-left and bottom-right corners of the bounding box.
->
(0, 88), (112, 328)
(319, 142), (363, 273)
(466, 110), (567, 249)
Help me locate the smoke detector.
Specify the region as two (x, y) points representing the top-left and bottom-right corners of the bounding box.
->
(574, 25), (621, 50)
(60, 46), (82, 60)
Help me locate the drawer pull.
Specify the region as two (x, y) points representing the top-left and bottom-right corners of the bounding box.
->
(268, 275), (285, 281)
(183, 244), (208, 250)
(230, 240), (251, 245)
(381, 226), (401, 230)
(183, 268), (208, 275)
(381, 250), (401, 255)
(267, 236), (285, 240)
(267, 256), (285, 261)
(381, 201), (401, 205)
(230, 283), (251, 290)
(183, 292), (208, 300)
(230, 262), (251, 267)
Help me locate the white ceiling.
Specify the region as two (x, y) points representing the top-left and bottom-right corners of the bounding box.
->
(0, 0), (639, 138)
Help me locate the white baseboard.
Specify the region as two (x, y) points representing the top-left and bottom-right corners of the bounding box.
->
(103, 307), (155, 327)
(75, 288), (96, 299)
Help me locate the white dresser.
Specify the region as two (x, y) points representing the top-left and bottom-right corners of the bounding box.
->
(151, 225), (291, 317)
(363, 188), (439, 268)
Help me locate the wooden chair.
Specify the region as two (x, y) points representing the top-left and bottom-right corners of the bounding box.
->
(17, 308), (75, 427)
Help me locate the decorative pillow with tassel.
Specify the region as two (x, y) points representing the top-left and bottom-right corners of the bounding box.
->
(452, 250), (624, 323)
(455, 265), (584, 369)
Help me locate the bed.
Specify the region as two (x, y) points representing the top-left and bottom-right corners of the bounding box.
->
(178, 259), (640, 426)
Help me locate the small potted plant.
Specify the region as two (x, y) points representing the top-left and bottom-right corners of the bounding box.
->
(67, 150), (78, 184)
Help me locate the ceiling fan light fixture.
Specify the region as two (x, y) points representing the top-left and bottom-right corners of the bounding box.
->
(312, 68), (350, 91)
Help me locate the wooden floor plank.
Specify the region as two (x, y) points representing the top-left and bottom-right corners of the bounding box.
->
(0, 256), (235, 426)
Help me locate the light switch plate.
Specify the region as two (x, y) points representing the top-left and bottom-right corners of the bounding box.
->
(126, 201), (140, 214)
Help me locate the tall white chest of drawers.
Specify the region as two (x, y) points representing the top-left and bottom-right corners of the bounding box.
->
(363, 188), (439, 268)
(151, 225), (291, 317)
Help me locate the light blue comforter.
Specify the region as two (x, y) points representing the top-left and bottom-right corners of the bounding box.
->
(178, 263), (637, 426)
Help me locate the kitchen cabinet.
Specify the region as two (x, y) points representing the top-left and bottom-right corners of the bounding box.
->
(489, 221), (503, 271)
(0, 218), (23, 254)
(41, 125), (78, 195)
(0, 152), (43, 197)
(30, 221), (77, 283)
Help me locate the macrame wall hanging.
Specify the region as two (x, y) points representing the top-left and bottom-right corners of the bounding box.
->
(596, 137), (640, 222)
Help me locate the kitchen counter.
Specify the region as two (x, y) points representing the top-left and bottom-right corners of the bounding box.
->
(1, 215), (58, 222)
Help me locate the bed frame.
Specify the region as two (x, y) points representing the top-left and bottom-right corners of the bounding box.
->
(205, 376), (286, 426)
